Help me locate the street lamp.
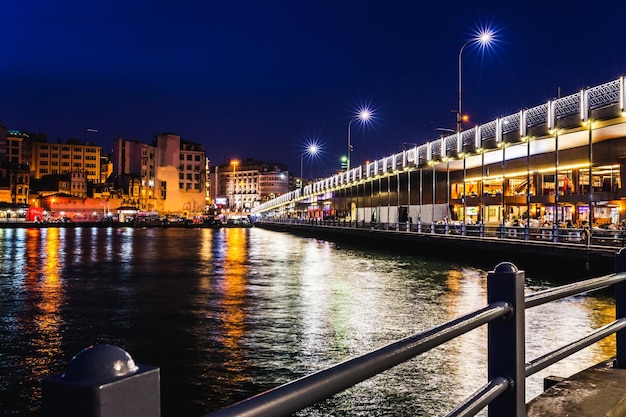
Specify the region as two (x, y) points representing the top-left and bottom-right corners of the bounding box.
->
(347, 108), (372, 171)
(457, 29), (494, 133)
(300, 144), (319, 189)
(230, 159), (239, 213)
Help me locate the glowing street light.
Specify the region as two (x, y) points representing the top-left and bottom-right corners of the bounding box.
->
(230, 159), (239, 212)
(300, 144), (319, 189)
(457, 29), (495, 133)
(347, 108), (372, 171)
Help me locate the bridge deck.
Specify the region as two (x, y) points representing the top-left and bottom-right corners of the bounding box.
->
(256, 221), (619, 275)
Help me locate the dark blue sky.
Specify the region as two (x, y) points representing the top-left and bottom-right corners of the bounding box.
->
(1, 1), (624, 178)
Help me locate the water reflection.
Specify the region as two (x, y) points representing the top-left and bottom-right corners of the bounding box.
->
(0, 227), (619, 416)
(5, 228), (65, 414)
(217, 228), (248, 375)
(525, 289), (616, 400)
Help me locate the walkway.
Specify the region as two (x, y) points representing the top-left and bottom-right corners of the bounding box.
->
(256, 220), (621, 273)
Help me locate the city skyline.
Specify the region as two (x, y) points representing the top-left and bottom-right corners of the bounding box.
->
(1, 1), (625, 178)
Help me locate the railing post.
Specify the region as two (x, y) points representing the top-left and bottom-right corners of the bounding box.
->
(615, 248), (626, 368)
(487, 262), (525, 417)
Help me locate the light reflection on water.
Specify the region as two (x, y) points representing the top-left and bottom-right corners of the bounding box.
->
(0, 227), (617, 416)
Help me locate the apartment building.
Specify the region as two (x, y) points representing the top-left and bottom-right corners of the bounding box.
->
(27, 139), (101, 182)
(5, 130), (30, 204)
(112, 133), (207, 215)
(210, 159), (290, 213)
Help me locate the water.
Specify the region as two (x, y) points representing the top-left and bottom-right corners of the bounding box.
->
(0, 226), (617, 416)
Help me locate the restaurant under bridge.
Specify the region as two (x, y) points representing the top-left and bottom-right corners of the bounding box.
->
(252, 76), (626, 238)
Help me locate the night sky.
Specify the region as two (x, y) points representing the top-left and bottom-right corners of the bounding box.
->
(1, 1), (624, 178)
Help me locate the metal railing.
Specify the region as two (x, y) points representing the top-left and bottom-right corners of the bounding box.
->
(259, 218), (626, 248)
(202, 250), (626, 417)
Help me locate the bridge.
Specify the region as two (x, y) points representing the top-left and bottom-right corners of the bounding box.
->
(252, 76), (626, 243)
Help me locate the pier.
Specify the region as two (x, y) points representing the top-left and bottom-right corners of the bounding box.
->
(254, 219), (620, 274)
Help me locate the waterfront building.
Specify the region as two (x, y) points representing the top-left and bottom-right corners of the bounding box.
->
(5, 130), (30, 204)
(253, 77), (626, 229)
(0, 128), (102, 205)
(210, 159), (290, 215)
(26, 137), (101, 182)
(39, 193), (124, 221)
(112, 133), (208, 216)
(112, 137), (154, 210)
(100, 153), (113, 184)
(0, 128), (31, 204)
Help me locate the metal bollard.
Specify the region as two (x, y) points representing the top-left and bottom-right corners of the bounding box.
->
(42, 344), (160, 417)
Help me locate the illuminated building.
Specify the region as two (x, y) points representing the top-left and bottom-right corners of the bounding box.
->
(27, 138), (101, 182)
(210, 160), (290, 214)
(112, 133), (207, 216)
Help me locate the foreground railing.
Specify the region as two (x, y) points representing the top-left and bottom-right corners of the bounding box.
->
(42, 251), (626, 417)
(201, 251), (626, 417)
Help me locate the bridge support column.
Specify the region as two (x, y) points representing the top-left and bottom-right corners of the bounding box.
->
(487, 262), (525, 417)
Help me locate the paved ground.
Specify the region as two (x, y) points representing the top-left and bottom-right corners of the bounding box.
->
(527, 359), (626, 416)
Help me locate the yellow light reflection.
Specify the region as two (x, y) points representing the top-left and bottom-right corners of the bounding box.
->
(440, 268), (488, 397)
(21, 228), (64, 389)
(525, 288), (616, 401)
(218, 228), (248, 382)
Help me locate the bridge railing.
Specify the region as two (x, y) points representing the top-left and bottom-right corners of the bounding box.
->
(196, 250), (626, 417)
(42, 251), (626, 417)
(259, 218), (626, 247)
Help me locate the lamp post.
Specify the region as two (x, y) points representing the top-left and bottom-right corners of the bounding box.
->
(347, 108), (372, 171)
(230, 159), (239, 214)
(300, 144), (319, 189)
(457, 30), (494, 133)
